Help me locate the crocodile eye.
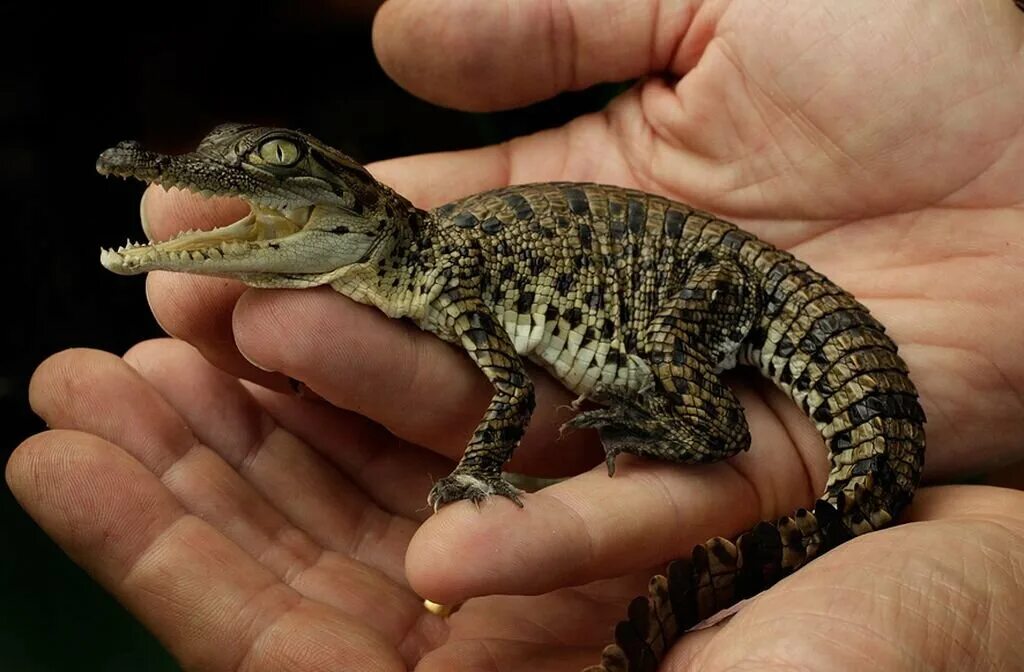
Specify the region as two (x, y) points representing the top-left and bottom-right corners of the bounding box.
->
(258, 138), (301, 166)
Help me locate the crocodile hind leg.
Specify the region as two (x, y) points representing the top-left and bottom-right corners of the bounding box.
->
(567, 261), (766, 672)
(565, 353), (751, 473)
(564, 259), (758, 473)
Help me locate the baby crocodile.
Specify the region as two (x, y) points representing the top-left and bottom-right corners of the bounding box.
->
(97, 124), (925, 672)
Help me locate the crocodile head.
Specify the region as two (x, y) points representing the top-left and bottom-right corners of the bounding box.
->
(97, 123), (414, 286)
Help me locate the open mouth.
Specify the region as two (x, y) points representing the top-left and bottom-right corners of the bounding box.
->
(96, 142), (313, 275)
(98, 199), (313, 274)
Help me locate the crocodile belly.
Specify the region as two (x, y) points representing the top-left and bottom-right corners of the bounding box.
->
(501, 310), (652, 398)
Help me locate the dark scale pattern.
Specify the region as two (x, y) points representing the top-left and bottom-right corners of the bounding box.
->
(97, 126), (926, 672)
(416, 182), (924, 672)
(325, 182), (912, 672)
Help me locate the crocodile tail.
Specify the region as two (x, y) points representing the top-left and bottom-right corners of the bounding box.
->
(581, 248), (926, 671)
(582, 500), (853, 672)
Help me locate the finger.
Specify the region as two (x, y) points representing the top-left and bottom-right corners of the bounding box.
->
(367, 145), (513, 208)
(243, 382), (455, 522)
(145, 270), (289, 390)
(669, 485), (1024, 672)
(140, 186), (287, 390)
(902, 482), (1024, 523)
(122, 339), (426, 565)
(28, 347), (415, 602)
(365, 114), (643, 203)
(231, 287), (604, 475)
(373, 0), (695, 110)
(139, 183), (250, 243)
(445, 577), (649, 646)
(125, 337), (452, 522)
(6, 431), (406, 672)
(405, 382), (825, 602)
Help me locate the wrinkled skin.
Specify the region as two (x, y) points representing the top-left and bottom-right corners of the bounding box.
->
(10, 1), (1024, 670)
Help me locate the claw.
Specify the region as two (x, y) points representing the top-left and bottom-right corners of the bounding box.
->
(427, 472), (525, 511)
(605, 447), (620, 476)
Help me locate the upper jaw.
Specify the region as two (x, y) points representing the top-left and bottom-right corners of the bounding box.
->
(97, 141), (234, 196)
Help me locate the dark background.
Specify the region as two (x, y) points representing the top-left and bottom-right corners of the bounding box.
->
(1, 2), (620, 668)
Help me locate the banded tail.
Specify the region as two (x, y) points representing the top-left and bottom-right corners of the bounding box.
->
(585, 500), (852, 672)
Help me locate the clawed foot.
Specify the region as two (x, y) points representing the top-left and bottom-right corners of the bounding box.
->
(562, 394), (661, 476)
(562, 388), (717, 474)
(427, 471), (525, 512)
(562, 383), (613, 418)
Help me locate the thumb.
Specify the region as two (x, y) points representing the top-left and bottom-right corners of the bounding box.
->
(372, 0), (699, 111)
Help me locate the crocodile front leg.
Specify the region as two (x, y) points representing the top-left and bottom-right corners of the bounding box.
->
(427, 296), (536, 511)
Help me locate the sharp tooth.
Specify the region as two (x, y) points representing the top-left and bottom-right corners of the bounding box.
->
(208, 248), (222, 259)
(191, 251), (204, 261)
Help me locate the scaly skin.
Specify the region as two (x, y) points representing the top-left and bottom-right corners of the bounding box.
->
(97, 124), (925, 672)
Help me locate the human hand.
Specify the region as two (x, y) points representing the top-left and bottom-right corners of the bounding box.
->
(128, 0), (1024, 599)
(9, 346), (1024, 670)
(12, 0), (1024, 669)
